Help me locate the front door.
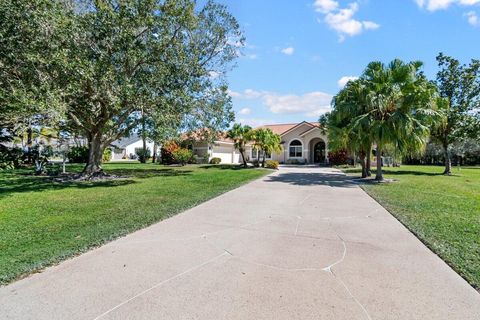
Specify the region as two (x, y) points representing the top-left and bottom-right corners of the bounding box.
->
(313, 141), (326, 163)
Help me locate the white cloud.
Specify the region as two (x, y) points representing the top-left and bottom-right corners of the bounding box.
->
(338, 75), (359, 87)
(466, 10), (480, 25)
(314, 1), (380, 41)
(238, 108), (252, 115)
(263, 91), (332, 116)
(227, 89), (241, 98)
(363, 21), (380, 30)
(415, 0), (480, 11)
(281, 47), (295, 55)
(230, 89), (263, 99)
(243, 89), (263, 99)
(230, 89), (333, 117)
(314, 0), (339, 13)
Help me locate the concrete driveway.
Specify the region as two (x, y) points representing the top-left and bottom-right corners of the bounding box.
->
(1, 166), (479, 319)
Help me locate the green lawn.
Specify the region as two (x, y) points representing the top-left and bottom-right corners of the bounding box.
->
(343, 165), (480, 290)
(0, 163), (269, 285)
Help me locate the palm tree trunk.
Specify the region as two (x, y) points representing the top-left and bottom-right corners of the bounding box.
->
(375, 144), (383, 181)
(366, 145), (372, 177)
(443, 143), (451, 175)
(240, 149), (247, 167)
(359, 151), (367, 178)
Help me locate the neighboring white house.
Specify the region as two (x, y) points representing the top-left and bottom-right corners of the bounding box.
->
(109, 135), (156, 160)
(189, 121), (329, 165)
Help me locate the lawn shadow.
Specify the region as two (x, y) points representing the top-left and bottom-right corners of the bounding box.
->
(106, 167), (192, 178)
(199, 164), (252, 170)
(0, 175), (136, 199)
(381, 169), (444, 177)
(0, 167), (192, 199)
(265, 172), (357, 188)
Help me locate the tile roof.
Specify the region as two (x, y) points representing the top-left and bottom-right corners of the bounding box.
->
(183, 121), (321, 143)
(258, 122), (320, 135)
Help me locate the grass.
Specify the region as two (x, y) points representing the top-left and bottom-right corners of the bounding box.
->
(342, 165), (480, 290)
(0, 162), (270, 285)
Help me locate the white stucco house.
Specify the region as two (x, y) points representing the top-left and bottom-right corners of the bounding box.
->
(109, 135), (156, 160)
(190, 121), (329, 165)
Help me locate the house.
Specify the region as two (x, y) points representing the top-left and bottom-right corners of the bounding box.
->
(190, 121), (329, 165)
(110, 135), (156, 160)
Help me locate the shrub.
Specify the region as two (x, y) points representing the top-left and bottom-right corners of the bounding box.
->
(172, 148), (193, 166)
(31, 145), (53, 175)
(103, 148), (112, 162)
(209, 157), (221, 164)
(328, 150), (349, 166)
(135, 147), (151, 163)
(161, 141), (179, 164)
(0, 145), (23, 170)
(67, 146), (89, 163)
(265, 160), (279, 169)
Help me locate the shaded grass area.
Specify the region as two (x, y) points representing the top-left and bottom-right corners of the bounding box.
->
(0, 163), (269, 285)
(343, 165), (480, 290)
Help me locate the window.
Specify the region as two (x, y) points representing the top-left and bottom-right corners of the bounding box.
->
(289, 140), (302, 158)
(251, 149), (258, 159)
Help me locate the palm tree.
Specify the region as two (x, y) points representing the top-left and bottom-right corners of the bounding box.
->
(327, 80), (373, 178)
(227, 123), (252, 167)
(251, 128), (282, 167)
(355, 59), (438, 181)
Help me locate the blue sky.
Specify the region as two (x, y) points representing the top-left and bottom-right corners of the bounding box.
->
(217, 0), (480, 127)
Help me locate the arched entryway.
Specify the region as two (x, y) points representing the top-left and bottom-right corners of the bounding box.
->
(309, 138), (326, 164)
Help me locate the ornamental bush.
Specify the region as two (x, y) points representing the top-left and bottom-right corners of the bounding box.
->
(103, 148), (112, 162)
(265, 160), (279, 169)
(328, 149), (349, 166)
(209, 157), (221, 164)
(161, 141), (179, 164)
(67, 146), (89, 163)
(172, 148), (193, 166)
(135, 147), (150, 163)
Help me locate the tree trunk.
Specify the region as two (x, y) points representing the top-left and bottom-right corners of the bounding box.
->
(26, 127), (33, 164)
(152, 142), (157, 163)
(240, 149), (248, 167)
(443, 143), (451, 175)
(375, 145), (383, 181)
(83, 134), (105, 178)
(359, 151), (367, 178)
(366, 145), (372, 177)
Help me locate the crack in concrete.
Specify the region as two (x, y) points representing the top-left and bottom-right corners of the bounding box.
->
(93, 252), (229, 320)
(294, 216), (302, 236)
(331, 269), (373, 320)
(324, 223), (373, 320)
(112, 213), (375, 320)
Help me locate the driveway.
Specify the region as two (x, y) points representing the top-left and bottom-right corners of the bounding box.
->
(1, 166), (479, 319)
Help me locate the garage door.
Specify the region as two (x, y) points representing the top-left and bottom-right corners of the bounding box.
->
(212, 147), (233, 164)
